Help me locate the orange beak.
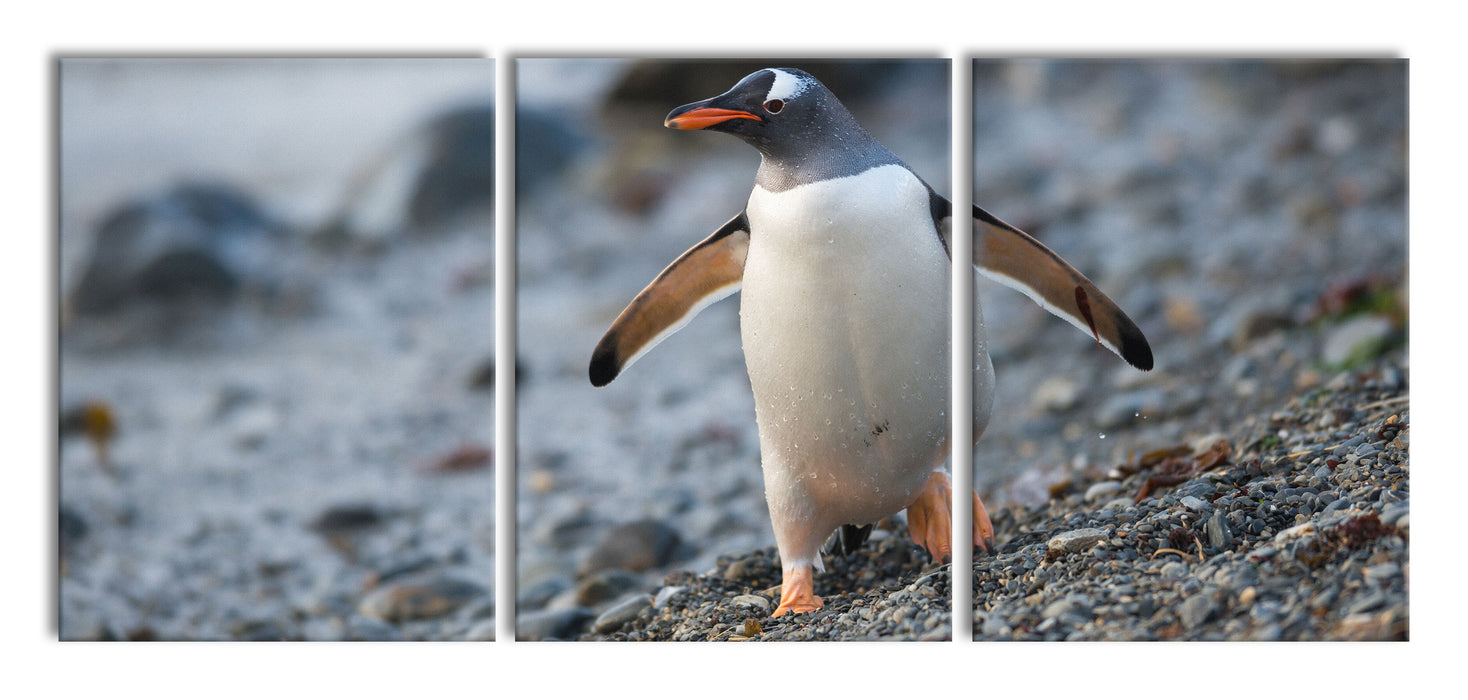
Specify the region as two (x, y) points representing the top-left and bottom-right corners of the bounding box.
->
(664, 107), (762, 130)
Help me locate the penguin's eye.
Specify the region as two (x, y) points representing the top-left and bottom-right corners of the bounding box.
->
(762, 99), (784, 114)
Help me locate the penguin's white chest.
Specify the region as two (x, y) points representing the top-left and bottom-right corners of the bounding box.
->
(740, 164), (951, 532)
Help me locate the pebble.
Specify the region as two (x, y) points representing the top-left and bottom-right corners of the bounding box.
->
(517, 608), (596, 641)
(591, 594), (652, 634)
(309, 503), (388, 534)
(652, 585), (688, 609)
(357, 576), (488, 623)
(1046, 528), (1108, 557)
(579, 519), (685, 576)
(730, 594), (773, 614)
(1321, 315), (1395, 367)
(1084, 481), (1124, 502)
(1180, 594), (1217, 629)
(574, 568), (645, 606)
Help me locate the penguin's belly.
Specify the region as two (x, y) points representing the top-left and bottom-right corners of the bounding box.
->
(740, 165), (951, 536)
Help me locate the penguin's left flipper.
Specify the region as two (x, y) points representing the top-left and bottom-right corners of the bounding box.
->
(590, 212), (751, 387)
(969, 205), (1154, 371)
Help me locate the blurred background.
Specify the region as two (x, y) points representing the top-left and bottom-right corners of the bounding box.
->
(58, 58), (496, 640)
(967, 59), (1407, 506)
(513, 58), (950, 639)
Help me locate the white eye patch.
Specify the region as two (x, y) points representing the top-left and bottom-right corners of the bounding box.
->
(764, 69), (810, 102)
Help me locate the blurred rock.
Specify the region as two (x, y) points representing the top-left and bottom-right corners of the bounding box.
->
(1322, 315), (1395, 368)
(1031, 376), (1080, 414)
(419, 443), (492, 474)
(578, 519), (683, 576)
(518, 574), (572, 610)
(516, 607), (594, 641)
(573, 567), (644, 606)
(591, 593), (651, 634)
(317, 104), (496, 244)
(357, 575), (488, 622)
(309, 503), (388, 534)
(67, 182), (290, 319)
(410, 105), (495, 226)
(60, 503), (88, 547)
(516, 106), (588, 198)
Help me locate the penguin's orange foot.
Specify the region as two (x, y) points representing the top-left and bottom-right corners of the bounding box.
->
(974, 489), (995, 555)
(772, 567), (823, 617)
(907, 471), (955, 563)
(907, 472), (997, 561)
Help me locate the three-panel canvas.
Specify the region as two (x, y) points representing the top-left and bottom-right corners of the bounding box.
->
(58, 57), (1408, 643)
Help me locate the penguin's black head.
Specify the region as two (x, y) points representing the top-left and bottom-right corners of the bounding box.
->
(664, 68), (861, 156)
(664, 67), (900, 190)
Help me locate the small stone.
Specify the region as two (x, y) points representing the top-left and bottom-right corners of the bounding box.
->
(517, 575), (572, 610)
(358, 576), (488, 623)
(721, 553), (768, 581)
(1274, 522), (1317, 542)
(1322, 315), (1395, 367)
(730, 594), (772, 614)
(517, 608), (595, 641)
(652, 585), (687, 609)
(1046, 528), (1108, 558)
(1347, 591), (1387, 615)
(1205, 510), (1232, 549)
(1180, 495), (1209, 512)
(1179, 594), (1217, 629)
(579, 519), (684, 576)
(1362, 563), (1400, 585)
(574, 568), (644, 606)
(1032, 376), (1081, 413)
(1103, 497), (1135, 512)
(1084, 481), (1124, 502)
(592, 594), (651, 634)
(1321, 497), (1352, 516)
(310, 503), (387, 533)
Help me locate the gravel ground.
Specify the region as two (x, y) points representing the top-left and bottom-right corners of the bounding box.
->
(578, 354), (1407, 641)
(972, 359), (1408, 641)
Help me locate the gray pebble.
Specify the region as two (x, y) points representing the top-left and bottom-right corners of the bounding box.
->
(1085, 481), (1124, 502)
(592, 594), (652, 634)
(652, 585), (687, 609)
(517, 608), (595, 641)
(1180, 594), (1217, 629)
(358, 576), (488, 623)
(579, 519), (684, 576)
(1047, 528), (1108, 557)
(1180, 495), (1209, 512)
(729, 593), (772, 614)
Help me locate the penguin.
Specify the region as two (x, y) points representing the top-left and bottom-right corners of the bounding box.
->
(590, 67), (1152, 618)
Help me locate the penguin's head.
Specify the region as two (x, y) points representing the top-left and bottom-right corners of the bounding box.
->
(664, 68), (861, 157)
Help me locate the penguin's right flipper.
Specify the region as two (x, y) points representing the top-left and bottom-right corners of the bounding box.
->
(589, 212), (751, 387)
(971, 205), (1154, 371)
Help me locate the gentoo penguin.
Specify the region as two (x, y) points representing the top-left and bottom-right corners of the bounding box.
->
(590, 67), (1152, 617)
